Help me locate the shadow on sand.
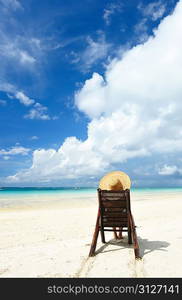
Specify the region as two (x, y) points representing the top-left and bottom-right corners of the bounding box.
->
(95, 237), (170, 258)
(95, 238), (133, 255)
(138, 237), (170, 257)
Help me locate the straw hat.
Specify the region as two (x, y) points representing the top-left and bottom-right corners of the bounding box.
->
(99, 171), (131, 190)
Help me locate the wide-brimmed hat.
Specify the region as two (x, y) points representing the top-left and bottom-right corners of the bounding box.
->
(99, 170), (131, 190)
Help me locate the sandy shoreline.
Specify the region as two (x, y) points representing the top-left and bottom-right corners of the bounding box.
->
(0, 193), (182, 277)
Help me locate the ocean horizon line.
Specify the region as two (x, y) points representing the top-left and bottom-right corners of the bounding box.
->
(0, 186), (182, 190)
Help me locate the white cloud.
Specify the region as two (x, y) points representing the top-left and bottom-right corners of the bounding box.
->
(0, 34), (36, 67)
(158, 165), (180, 175)
(134, 1), (167, 43)
(5, 0), (182, 184)
(74, 32), (111, 72)
(134, 18), (148, 33)
(0, 0), (22, 11)
(24, 103), (51, 120)
(134, 18), (150, 43)
(75, 72), (106, 118)
(14, 91), (35, 106)
(76, 1), (182, 123)
(6, 137), (109, 183)
(30, 136), (39, 140)
(138, 1), (166, 21)
(0, 82), (15, 94)
(19, 51), (36, 64)
(8, 46), (35, 65)
(6, 90), (53, 120)
(103, 3), (122, 25)
(0, 146), (30, 156)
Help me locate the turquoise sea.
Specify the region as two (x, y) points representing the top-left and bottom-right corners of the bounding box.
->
(0, 187), (98, 208)
(0, 187), (96, 196)
(0, 187), (182, 208)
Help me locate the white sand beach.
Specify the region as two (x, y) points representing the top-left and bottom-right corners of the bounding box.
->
(0, 191), (182, 278)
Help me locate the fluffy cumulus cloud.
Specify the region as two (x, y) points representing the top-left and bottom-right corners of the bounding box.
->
(6, 0), (182, 184)
(7, 137), (109, 183)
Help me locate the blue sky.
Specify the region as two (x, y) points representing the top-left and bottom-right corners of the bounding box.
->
(0, 0), (182, 187)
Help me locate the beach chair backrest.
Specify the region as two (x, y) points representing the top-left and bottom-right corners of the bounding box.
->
(89, 188), (140, 259)
(98, 188), (131, 228)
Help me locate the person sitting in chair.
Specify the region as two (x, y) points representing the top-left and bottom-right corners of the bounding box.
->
(99, 171), (131, 240)
(103, 177), (124, 239)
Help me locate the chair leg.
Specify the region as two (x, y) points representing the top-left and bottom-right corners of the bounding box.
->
(130, 213), (141, 259)
(128, 226), (132, 244)
(100, 226), (106, 243)
(89, 209), (100, 257)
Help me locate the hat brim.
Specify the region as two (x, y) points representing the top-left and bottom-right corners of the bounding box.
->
(99, 171), (131, 190)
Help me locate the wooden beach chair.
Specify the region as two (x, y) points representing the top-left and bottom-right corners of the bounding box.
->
(89, 188), (141, 259)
